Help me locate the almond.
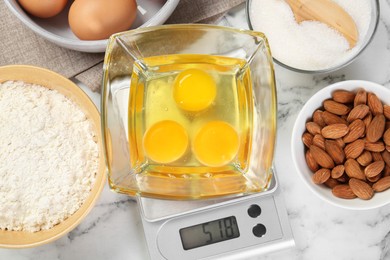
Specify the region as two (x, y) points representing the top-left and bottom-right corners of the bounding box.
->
(322, 111), (348, 125)
(384, 128), (390, 146)
(343, 119), (365, 143)
(371, 152), (383, 161)
(344, 158), (366, 180)
(349, 178), (374, 200)
(306, 122), (322, 135)
(310, 145), (335, 169)
(313, 110), (326, 128)
(306, 150), (319, 172)
(365, 141), (385, 152)
(357, 151), (372, 166)
(372, 176), (390, 192)
(366, 114), (386, 142)
(332, 90), (356, 104)
(332, 184), (357, 199)
(381, 150), (390, 166)
(331, 165), (345, 179)
(363, 113), (373, 130)
(335, 138), (346, 148)
(354, 89), (367, 106)
(347, 105), (370, 122)
(386, 121), (390, 130)
(324, 99), (351, 116)
(364, 160), (385, 178)
(302, 132), (314, 148)
(344, 139), (365, 159)
(313, 134), (325, 150)
(337, 174), (349, 183)
(368, 92), (383, 115)
(321, 124), (349, 139)
(367, 173), (382, 183)
(384, 105), (390, 120)
(312, 168), (331, 184)
(325, 178), (340, 188)
(387, 145), (390, 152)
(325, 140), (345, 164)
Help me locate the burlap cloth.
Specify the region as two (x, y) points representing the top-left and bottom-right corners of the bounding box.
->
(0, 0), (245, 92)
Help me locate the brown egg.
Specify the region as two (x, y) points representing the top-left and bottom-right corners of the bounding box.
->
(18, 0), (68, 18)
(68, 0), (137, 41)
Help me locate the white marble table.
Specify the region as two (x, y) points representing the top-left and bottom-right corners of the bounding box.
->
(2, 1), (390, 259)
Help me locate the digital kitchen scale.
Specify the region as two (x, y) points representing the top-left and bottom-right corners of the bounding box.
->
(137, 173), (294, 260)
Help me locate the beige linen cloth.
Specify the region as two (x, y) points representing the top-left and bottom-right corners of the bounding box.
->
(0, 0), (244, 92)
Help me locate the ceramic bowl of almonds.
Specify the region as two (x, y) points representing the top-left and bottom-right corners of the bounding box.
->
(292, 80), (390, 210)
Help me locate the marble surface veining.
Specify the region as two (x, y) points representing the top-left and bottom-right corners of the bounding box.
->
(2, 1), (390, 259)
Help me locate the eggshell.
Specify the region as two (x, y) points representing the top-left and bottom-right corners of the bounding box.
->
(68, 0), (137, 41)
(18, 0), (68, 18)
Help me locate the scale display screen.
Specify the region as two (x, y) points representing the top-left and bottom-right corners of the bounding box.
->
(179, 216), (240, 250)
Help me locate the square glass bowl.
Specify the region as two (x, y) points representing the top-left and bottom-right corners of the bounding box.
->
(102, 24), (277, 199)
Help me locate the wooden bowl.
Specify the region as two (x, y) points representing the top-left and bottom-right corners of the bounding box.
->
(0, 65), (106, 248)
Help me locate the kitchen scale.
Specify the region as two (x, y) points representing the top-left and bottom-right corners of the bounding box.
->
(101, 24), (295, 260)
(137, 173), (294, 260)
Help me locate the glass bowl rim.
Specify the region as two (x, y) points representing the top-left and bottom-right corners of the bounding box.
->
(107, 23), (269, 46)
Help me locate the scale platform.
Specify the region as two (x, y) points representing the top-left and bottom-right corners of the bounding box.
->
(137, 172), (295, 260)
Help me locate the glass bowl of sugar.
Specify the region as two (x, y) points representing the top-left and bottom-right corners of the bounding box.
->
(246, 0), (380, 73)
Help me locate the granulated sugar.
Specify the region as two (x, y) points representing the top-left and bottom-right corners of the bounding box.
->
(249, 0), (372, 71)
(0, 81), (98, 232)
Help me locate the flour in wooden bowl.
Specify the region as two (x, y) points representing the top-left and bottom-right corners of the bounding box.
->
(0, 81), (99, 232)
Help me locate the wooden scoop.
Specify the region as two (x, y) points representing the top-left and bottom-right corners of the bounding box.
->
(285, 0), (358, 48)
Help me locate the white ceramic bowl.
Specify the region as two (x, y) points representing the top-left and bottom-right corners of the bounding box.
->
(4, 0), (180, 53)
(246, 0), (380, 73)
(292, 80), (390, 210)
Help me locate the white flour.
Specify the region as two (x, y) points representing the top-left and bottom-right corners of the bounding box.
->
(249, 0), (372, 70)
(0, 81), (98, 232)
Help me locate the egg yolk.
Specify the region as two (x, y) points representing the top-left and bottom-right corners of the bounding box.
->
(193, 121), (239, 167)
(143, 120), (189, 164)
(173, 69), (217, 112)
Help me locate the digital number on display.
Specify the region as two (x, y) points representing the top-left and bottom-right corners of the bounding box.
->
(180, 216), (240, 250)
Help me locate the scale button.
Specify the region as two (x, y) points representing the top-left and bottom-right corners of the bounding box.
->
(252, 224), (266, 237)
(247, 204), (261, 218)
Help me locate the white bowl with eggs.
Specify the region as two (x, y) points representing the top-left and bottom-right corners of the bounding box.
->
(292, 80), (390, 210)
(4, 0), (180, 53)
